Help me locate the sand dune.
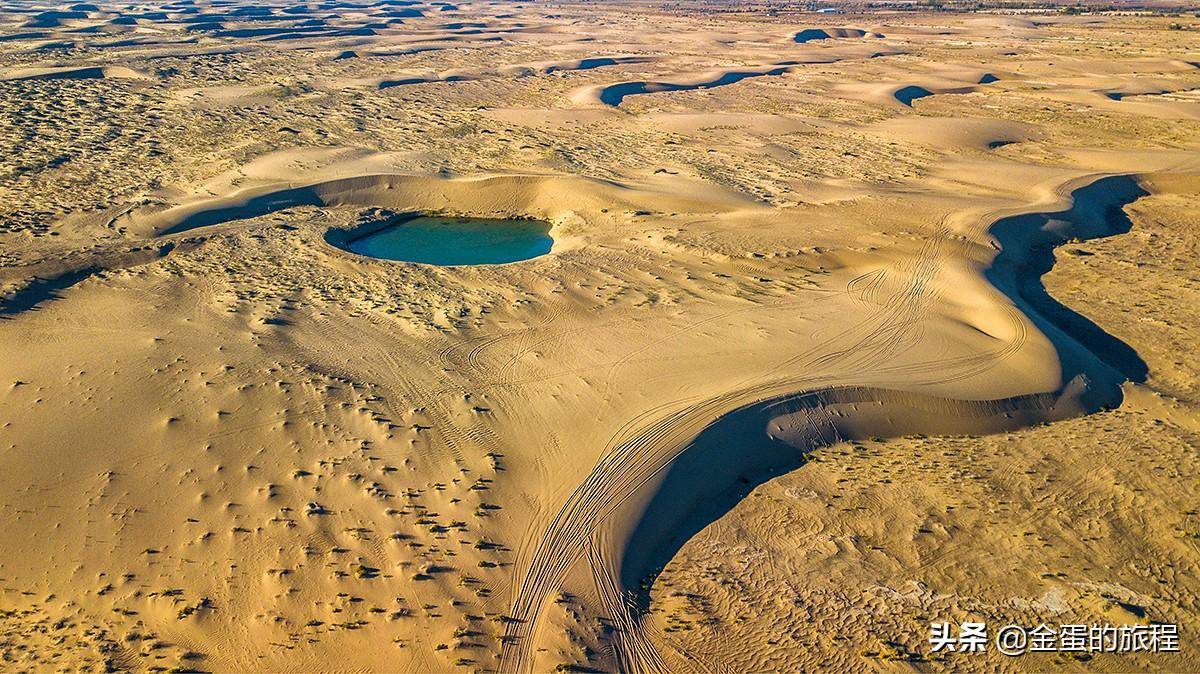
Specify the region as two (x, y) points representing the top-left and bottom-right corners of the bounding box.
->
(573, 63), (806, 107)
(864, 116), (1034, 150)
(125, 169), (761, 238)
(505, 56), (655, 76)
(0, 64), (150, 81)
(792, 27), (880, 43)
(638, 112), (815, 135)
(496, 173), (1153, 672)
(834, 71), (999, 107)
(1, 2), (1199, 672)
(1027, 73), (1200, 121)
(573, 45), (903, 106)
(321, 55), (654, 91)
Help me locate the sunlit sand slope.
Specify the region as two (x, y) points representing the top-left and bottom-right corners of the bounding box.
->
(0, 2), (1198, 672)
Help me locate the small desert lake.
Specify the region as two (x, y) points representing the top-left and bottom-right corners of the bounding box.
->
(346, 215), (553, 265)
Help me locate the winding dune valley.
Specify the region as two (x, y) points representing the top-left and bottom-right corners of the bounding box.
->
(1, 0), (1199, 672)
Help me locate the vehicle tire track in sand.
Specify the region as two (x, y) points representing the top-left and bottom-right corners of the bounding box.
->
(589, 543), (668, 673)
(846, 267), (888, 306)
(498, 176), (1161, 673)
(498, 226), (950, 673)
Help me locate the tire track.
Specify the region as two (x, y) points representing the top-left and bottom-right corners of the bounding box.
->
(498, 228), (950, 672)
(498, 176), (1161, 672)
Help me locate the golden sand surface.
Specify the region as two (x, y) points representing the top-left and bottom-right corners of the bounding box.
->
(0, 1), (1198, 671)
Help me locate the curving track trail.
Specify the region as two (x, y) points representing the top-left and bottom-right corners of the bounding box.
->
(498, 174), (1162, 673)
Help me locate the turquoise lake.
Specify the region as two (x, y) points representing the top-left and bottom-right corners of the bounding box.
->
(346, 216), (553, 265)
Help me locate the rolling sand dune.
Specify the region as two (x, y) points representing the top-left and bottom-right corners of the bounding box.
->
(863, 116), (1034, 151)
(493, 172), (1167, 673)
(1037, 75), (1200, 121)
(122, 169), (758, 238)
(834, 71), (999, 108)
(573, 44), (903, 107)
(1, 2), (1199, 672)
(325, 55), (655, 91)
(573, 64), (809, 107)
(793, 27), (880, 43)
(0, 64), (149, 81)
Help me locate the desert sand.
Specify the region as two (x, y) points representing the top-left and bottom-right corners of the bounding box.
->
(1, 1), (1198, 672)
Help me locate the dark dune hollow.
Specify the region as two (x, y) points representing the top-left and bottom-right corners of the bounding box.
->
(6, 66), (110, 80)
(987, 175), (1149, 382)
(150, 175), (427, 236)
(597, 66), (794, 106)
(617, 379), (1108, 611)
(0, 242), (180, 317)
(794, 27), (869, 43)
(159, 186), (325, 235)
(894, 84), (933, 106)
(0, 267), (98, 317)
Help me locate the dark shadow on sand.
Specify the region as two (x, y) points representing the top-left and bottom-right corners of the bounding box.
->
(618, 174), (1151, 614)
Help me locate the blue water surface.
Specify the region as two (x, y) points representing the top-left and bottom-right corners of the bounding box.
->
(347, 216), (553, 265)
